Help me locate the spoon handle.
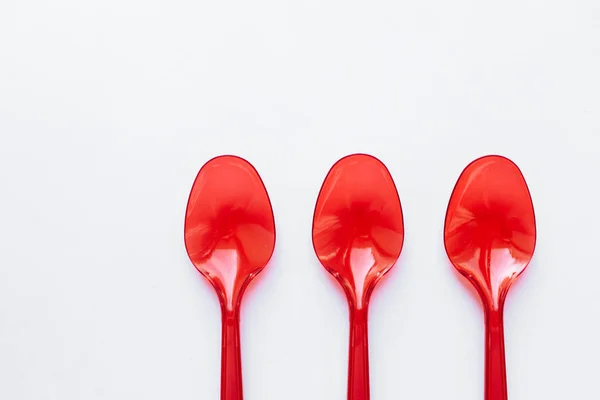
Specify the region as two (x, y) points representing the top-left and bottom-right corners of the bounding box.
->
(221, 308), (243, 400)
(485, 308), (508, 400)
(348, 307), (370, 400)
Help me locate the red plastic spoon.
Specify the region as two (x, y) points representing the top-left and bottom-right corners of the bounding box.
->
(312, 154), (404, 400)
(184, 155), (276, 400)
(444, 155), (536, 400)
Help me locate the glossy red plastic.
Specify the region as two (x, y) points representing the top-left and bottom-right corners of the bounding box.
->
(184, 155), (276, 400)
(444, 155), (536, 400)
(312, 154), (404, 400)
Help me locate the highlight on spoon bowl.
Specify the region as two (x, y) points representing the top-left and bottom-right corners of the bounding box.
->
(443, 154), (536, 400)
(312, 153), (404, 400)
(184, 155), (276, 400)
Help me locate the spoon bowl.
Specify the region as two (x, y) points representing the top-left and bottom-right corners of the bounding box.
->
(184, 155), (276, 400)
(444, 154), (536, 400)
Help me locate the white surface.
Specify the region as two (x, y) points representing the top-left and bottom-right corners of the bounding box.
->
(1, 0), (599, 399)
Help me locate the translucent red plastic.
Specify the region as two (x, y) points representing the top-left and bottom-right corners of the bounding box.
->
(312, 154), (404, 400)
(184, 155), (276, 400)
(444, 155), (536, 400)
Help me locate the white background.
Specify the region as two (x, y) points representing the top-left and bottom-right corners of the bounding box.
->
(1, 0), (599, 399)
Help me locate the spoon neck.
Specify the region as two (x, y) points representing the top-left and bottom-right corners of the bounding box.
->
(350, 304), (369, 319)
(485, 305), (504, 322)
(222, 304), (242, 327)
(485, 293), (507, 315)
(348, 286), (373, 312)
(484, 307), (506, 349)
